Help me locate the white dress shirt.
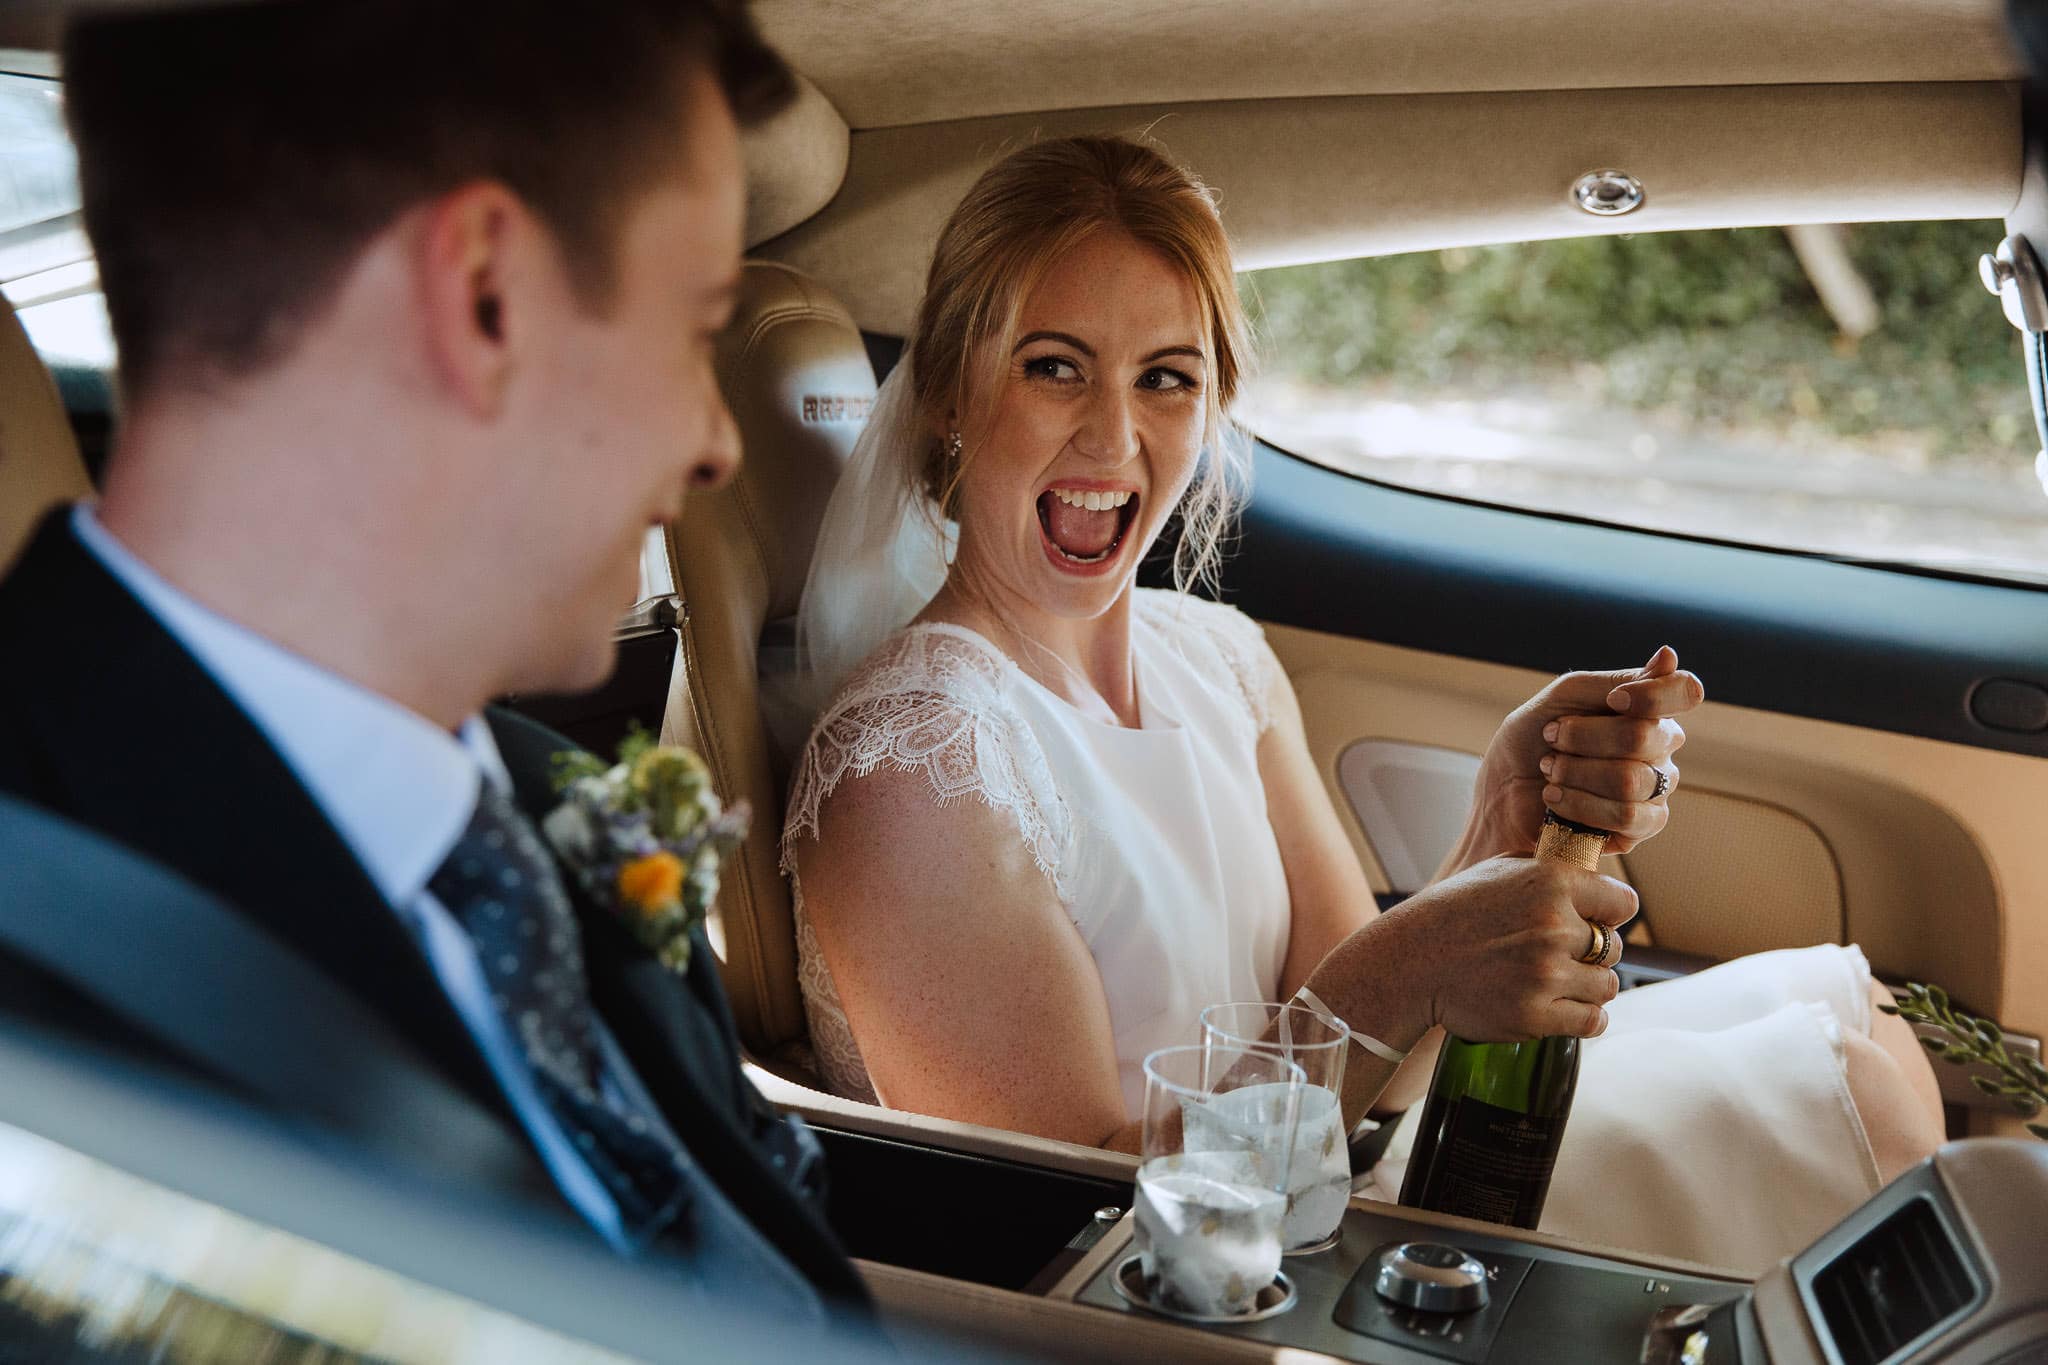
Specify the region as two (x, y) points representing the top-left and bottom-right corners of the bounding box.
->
(71, 504), (641, 1247)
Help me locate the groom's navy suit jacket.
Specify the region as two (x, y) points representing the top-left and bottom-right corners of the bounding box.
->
(0, 510), (867, 1312)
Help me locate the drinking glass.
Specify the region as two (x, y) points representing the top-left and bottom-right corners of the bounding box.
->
(1133, 1044), (1303, 1319)
(1201, 1001), (1351, 1253)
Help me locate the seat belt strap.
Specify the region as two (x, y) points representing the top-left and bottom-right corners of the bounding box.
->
(0, 795), (539, 1190)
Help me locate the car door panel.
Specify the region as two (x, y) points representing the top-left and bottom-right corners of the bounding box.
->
(1229, 445), (2046, 1100)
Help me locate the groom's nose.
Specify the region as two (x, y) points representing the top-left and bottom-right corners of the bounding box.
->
(687, 394), (742, 491)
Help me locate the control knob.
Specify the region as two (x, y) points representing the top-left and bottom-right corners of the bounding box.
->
(1373, 1242), (1491, 1315)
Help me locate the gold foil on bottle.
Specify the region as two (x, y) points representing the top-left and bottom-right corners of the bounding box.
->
(1536, 814), (1608, 870)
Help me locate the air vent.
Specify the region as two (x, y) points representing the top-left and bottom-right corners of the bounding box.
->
(1814, 1197), (1977, 1365)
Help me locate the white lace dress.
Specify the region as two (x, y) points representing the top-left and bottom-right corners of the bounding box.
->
(784, 589), (1291, 1116)
(784, 588), (1889, 1273)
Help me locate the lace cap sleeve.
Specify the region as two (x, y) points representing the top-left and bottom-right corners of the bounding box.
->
(781, 626), (1073, 897)
(1137, 589), (1285, 735)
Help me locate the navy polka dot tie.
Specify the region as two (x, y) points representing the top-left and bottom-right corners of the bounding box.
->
(429, 783), (695, 1246)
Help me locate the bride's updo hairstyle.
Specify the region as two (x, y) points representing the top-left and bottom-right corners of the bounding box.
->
(909, 134), (1252, 594)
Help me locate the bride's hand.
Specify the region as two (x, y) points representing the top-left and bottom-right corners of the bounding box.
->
(1370, 856), (1640, 1043)
(1468, 645), (1703, 859)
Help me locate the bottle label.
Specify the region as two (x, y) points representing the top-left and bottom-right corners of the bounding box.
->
(1427, 1096), (1568, 1228)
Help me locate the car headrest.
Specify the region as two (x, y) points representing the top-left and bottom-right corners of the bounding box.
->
(689, 261), (877, 623)
(659, 260), (877, 1057)
(0, 293), (90, 578)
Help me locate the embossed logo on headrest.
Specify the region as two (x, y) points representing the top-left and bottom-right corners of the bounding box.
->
(801, 395), (873, 424)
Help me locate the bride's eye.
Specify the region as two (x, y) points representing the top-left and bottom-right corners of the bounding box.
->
(1022, 355), (1082, 383)
(1138, 366), (1200, 394)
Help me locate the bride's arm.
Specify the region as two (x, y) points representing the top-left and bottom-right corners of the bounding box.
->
(1259, 667), (1443, 1120)
(794, 763), (1139, 1151)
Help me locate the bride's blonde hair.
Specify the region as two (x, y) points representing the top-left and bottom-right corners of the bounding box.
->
(910, 134), (1253, 596)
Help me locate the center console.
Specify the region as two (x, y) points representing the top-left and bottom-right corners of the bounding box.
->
(762, 1068), (2048, 1364)
(1042, 1140), (2048, 1365)
(1055, 1202), (1749, 1363)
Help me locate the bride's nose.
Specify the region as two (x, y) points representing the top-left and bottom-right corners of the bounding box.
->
(1072, 384), (1140, 466)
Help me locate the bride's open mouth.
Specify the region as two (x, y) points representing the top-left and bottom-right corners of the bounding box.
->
(1036, 484), (1140, 576)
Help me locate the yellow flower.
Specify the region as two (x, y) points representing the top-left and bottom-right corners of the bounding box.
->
(617, 852), (685, 915)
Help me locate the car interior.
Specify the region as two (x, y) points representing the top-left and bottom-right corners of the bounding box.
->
(5, 1), (2048, 1361)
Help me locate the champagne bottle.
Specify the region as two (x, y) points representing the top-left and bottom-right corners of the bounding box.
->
(1397, 812), (1610, 1229)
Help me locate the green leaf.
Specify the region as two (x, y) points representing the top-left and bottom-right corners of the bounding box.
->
(616, 723), (656, 774)
(2030, 1122), (2048, 1141)
(549, 750), (607, 793)
(2012, 1095), (2042, 1118)
(1920, 1037), (1951, 1056)
(1971, 1074), (2003, 1096)
(1876, 1002), (1900, 1017)
(1974, 1017), (2005, 1045)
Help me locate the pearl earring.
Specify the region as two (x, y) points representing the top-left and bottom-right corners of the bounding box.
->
(947, 431), (963, 460)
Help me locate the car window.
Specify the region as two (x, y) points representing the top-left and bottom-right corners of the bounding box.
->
(0, 71), (111, 381)
(0, 71), (84, 283)
(1241, 221), (2048, 586)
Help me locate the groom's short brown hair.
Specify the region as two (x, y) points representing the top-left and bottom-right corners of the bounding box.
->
(61, 0), (793, 396)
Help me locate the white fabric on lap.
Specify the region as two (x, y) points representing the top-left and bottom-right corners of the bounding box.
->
(1602, 943), (1874, 1039)
(1364, 944), (1885, 1275)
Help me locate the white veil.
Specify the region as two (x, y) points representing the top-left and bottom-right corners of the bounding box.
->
(770, 348), (955, 753)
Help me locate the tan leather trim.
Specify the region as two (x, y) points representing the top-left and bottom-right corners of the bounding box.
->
(663, 261), (877, 1052)
(858, 1261), (1342, 1364)
(759, 81), (2018, 336)
(758, 0), (2018, 129)
(0, 295), (88, 578)
(1266, 626), (2023, 1035)
(744, 1060), (1140, 1185)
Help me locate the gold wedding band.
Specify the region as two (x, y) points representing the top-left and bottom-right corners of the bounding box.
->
(1576, 922), (1611, 966)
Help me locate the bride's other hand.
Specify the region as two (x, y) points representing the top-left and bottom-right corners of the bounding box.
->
(1357, 856), (1640, 1044)
(1462, 645), (1703, 861)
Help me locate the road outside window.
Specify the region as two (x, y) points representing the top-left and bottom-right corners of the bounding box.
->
(1242, 222), (2048, 586)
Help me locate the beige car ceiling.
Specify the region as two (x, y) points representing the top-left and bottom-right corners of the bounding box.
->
(5, 3), (2030, 337)
(738, 0), (2026, 334)
(755, 0), (2021, 128)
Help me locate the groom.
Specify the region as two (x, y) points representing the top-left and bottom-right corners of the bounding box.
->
(0, 0), (867, 1323)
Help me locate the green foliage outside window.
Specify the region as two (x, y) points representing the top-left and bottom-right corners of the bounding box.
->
(1244, 220), (2028, 461)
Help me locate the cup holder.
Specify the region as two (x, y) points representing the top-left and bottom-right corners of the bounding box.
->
(1109, 1254), (1297, 1325)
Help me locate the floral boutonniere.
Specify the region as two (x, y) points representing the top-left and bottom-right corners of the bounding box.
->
(543, 726), (750, 974)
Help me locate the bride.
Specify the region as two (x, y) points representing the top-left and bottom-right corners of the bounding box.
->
(779, 134), (1943, 1271)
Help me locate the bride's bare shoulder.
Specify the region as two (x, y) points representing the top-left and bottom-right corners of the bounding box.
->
(783, 622), (1070, 891)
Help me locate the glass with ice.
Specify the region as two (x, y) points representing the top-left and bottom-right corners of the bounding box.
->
(1200, 1001), (1351, 1253)
(1135, 1045), (1303, 1319)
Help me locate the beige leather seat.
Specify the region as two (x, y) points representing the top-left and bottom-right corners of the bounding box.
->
(0, 293), (91, 578)
(660, 261), (877, 1075)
